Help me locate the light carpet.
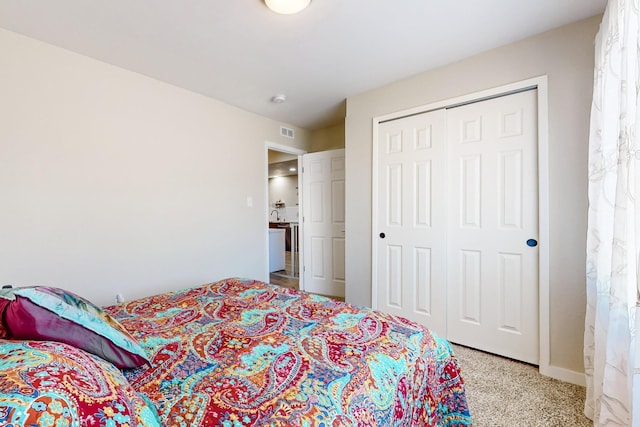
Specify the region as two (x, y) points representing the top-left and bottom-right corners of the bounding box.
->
(451, 344), (591, 427)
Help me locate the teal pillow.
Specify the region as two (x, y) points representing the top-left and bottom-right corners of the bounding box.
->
(0, 286), (148, 368)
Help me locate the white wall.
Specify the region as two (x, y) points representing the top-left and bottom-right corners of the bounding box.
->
(0, 28), (310, 306)
(345, 16), (600, 376)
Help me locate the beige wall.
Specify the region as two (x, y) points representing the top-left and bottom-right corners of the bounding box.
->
(0, 28), (310, 306)
(310, 122), (345, 152)
(345, 16), (600, 376)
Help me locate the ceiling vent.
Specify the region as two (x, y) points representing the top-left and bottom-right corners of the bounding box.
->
(280, 126), (294, 139)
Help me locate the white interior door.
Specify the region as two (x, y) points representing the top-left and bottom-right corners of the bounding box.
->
(376, 109), (448, 336)
(302, 149), (345, 297)
(446, 90), (539, 364)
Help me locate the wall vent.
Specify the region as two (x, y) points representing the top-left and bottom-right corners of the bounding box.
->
(280, 126), (294, 139)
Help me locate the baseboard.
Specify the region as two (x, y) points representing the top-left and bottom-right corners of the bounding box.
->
(540, 364), (586, 387)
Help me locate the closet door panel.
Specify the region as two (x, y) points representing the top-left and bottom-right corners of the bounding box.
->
(376, 110), (448, 336)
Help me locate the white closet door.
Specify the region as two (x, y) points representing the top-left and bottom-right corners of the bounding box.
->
(446, 89), (539, 364)
(376, 109), (448, 336)
(374, 89), (539, 364)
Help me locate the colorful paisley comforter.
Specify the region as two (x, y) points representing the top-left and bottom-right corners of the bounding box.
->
(106, 277), (472, 426)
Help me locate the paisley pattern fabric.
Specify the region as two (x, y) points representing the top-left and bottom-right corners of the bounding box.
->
(584, 2), (640, 424)
(0, 339), (161, 426)
(106, 277), (471, 426)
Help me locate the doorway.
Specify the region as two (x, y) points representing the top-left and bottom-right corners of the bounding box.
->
(265, 143), (306, 291)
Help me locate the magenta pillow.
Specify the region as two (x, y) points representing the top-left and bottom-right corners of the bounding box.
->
(0, 286), (148, 369)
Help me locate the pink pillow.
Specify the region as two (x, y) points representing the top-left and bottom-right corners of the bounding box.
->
(0, 286), (148, 369)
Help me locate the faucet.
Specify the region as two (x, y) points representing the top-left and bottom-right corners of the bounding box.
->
(270, 209), (280, 221)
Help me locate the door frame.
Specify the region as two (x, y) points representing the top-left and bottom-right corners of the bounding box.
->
(265, 141), (307, 290)
(370, 76), (562, 382)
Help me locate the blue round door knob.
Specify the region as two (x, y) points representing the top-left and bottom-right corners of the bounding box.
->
(526, 239), (538, 247)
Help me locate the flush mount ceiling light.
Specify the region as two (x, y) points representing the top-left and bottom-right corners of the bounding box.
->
(265, 0), (311, 15)
(271, 94), (287, 103)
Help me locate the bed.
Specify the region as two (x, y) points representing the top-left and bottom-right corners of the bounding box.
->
(0, 277), (471, 426)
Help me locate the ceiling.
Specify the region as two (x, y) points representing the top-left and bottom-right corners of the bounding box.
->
(269, 159), (299, 178)
(0, 0), (607, 130)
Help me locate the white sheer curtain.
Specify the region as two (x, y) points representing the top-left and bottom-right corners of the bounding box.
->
(584, 0), (640, 425)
